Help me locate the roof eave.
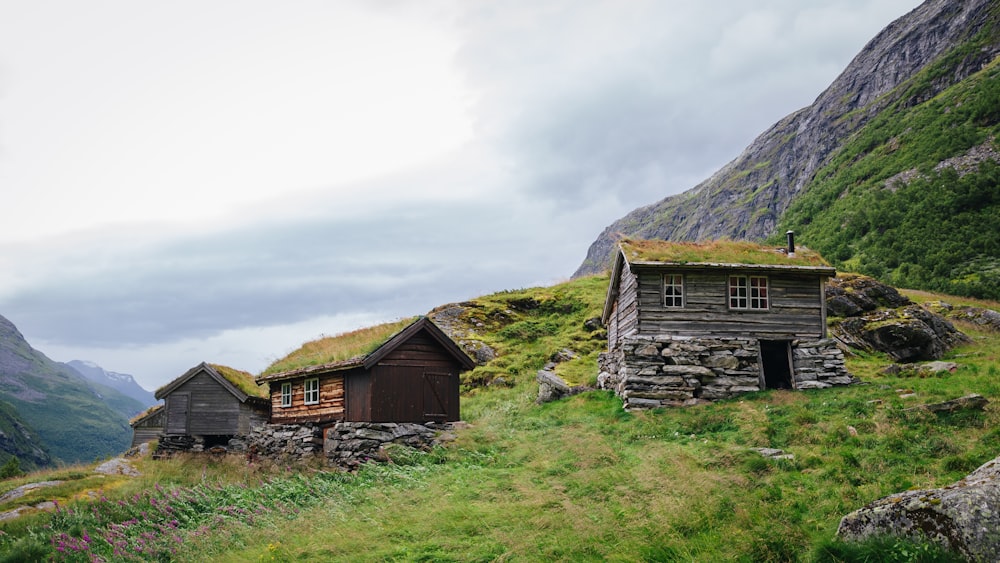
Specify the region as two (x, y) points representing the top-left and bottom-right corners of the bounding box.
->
(363, 316), (475, 371)
(256, 357), (365, 383)
(627, 260), (836, 275)
(601, 248), (627, 324)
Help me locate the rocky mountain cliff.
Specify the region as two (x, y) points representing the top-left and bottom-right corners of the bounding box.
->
(574, 0), (1000, 280)
(0, 313), (140, 465)
(65, 360), (157, 408)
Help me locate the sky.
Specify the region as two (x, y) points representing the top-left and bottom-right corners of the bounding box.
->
(0, 0), (923, 390)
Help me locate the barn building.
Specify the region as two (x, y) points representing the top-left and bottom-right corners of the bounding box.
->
(256, 316), (475, 426)
(599, 238), (853, 409)
(154, 362), (270, 451)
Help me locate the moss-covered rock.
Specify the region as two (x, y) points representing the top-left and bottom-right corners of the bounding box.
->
(837, 455), (1000, 562)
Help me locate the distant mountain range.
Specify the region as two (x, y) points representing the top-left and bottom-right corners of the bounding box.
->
(575, 0), (1000, 300)
(0, 313), (153, 468)
(65, 360), (157, 409)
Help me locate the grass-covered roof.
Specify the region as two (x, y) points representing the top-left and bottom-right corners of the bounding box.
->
(210, 363), (269, 399)
(619, 238), (831, 268)
(259, 317), (420, 380)
(128, 403), (163, 425)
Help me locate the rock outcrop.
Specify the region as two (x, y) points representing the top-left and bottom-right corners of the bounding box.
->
(837, 455), (1000, 562)
(574, 0), (999, 277)
(834, 305), (970, 362)
(826, 275), (970, 362)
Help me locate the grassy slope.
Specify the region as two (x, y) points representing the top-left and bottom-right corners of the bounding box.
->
(2, 277), (998, 562)
(776, 24), (1000, 300)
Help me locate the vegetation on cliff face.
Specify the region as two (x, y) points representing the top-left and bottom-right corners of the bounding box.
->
(776, 54), (1000, 300)
(1, 277), (998, 561)
(575, 0), (1000, 304)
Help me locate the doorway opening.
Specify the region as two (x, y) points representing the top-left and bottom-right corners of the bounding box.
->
(759, 340), (793, 390)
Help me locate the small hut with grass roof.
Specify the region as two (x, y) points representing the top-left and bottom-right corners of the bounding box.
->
(129, 404), (164, 448)
(600, 237), (853, 409)
(257, 316), (474, 425)
(154, 362), (270, 451)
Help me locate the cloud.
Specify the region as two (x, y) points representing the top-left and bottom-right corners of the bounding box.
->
(449, 0), (922, 207)
(0, 0), (924, 388)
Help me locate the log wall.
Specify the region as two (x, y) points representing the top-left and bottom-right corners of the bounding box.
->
(269, 374), (346, 425)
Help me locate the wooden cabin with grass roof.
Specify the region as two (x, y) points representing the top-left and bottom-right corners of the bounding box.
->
(129, 404), (164, 448)
(600, 236), (853, 409)
(154, 362), (270, 450)
(257, 316), (474, 425)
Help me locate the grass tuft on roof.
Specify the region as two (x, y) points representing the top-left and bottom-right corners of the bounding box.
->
(128, 403), (163, 425)
(620, 238), (830, 267)
(261, 317), (420, 377)
(209, 363), (269, 399)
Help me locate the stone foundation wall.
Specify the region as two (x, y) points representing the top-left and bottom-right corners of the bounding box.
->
(247, 423), (325, 461)
(325, 421), (460, 469)
(598, 336), (852, 409)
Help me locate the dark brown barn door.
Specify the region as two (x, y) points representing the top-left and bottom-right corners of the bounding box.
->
(759, 341), (794, 390)
(423, 372), (450, 421)
(166, 393), (189, 434)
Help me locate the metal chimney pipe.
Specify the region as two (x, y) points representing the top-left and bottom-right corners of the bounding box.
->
(786, 231), (795, 255)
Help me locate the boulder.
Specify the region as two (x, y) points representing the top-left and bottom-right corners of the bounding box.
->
(911, 393), (989, 414)
(536, 369), (572, 403)
(826, 274), (912, 317)
(832, 305), (969, 362)
(925, 302), (1000, 333)
(94, 458), (140, 477)
(837, 455), (1000, 562)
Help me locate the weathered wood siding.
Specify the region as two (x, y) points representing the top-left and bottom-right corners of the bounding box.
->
(345, 370), (372, 422)
(611, 263), (639, 350)
(130, 409), (165, 447)
(165, 394), (189, 435)
(366, 333), (462, 422)
(164, 371), (241, 435)
(131, 427), (162, 448)
(633, 267), (827, 340)
(269, 374), (346, 425)
(238, 403), (270, 434)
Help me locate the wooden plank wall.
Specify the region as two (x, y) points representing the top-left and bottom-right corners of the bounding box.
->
(634, 268), (826, 340)
(165, 394), (188, 435)
(370, 333), (462, 422)
(612, 264), (639, 348)
(269, 374), (345, 424)
(130, 427), (162, 448)
(172, 371), (242, 435)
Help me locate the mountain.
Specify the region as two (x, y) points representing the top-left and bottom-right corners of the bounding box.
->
(574, 0), (1000, 300)
(0, 399), (52, 471)
(0, 313), (139, 465)
(65, 360), (157, 408)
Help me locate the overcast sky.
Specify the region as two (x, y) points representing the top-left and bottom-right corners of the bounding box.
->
(0, 0), (922, 390)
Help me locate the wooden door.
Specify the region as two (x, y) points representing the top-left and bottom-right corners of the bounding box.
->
(423, 372), (450, 420)
(166, 393), (189, 435)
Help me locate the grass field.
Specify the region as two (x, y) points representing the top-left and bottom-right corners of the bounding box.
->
(1, 280), (997, 562)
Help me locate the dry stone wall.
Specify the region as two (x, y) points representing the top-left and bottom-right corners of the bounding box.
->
(247, 423), (324, 461)
(325, 421), (460, 469)
(598, 336), (852, 409)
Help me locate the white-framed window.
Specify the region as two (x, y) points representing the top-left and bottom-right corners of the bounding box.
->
(304, 378), (320, 405)
(729, 275), (769, 310)
(663, 274), (684, 308)
(280, 382), (292, 408)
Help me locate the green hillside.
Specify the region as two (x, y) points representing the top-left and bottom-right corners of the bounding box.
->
(0, 400), (51, 472)
(777, 22), (1000, 300)
(0, 315), (138, 466)
(2, 276), (997, 561)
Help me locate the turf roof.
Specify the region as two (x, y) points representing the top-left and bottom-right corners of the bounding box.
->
(619, 238), (831, 267)
(129, 403), (163, 425)
(260, 317), (420, 378)
(209, 363), (269, 399)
